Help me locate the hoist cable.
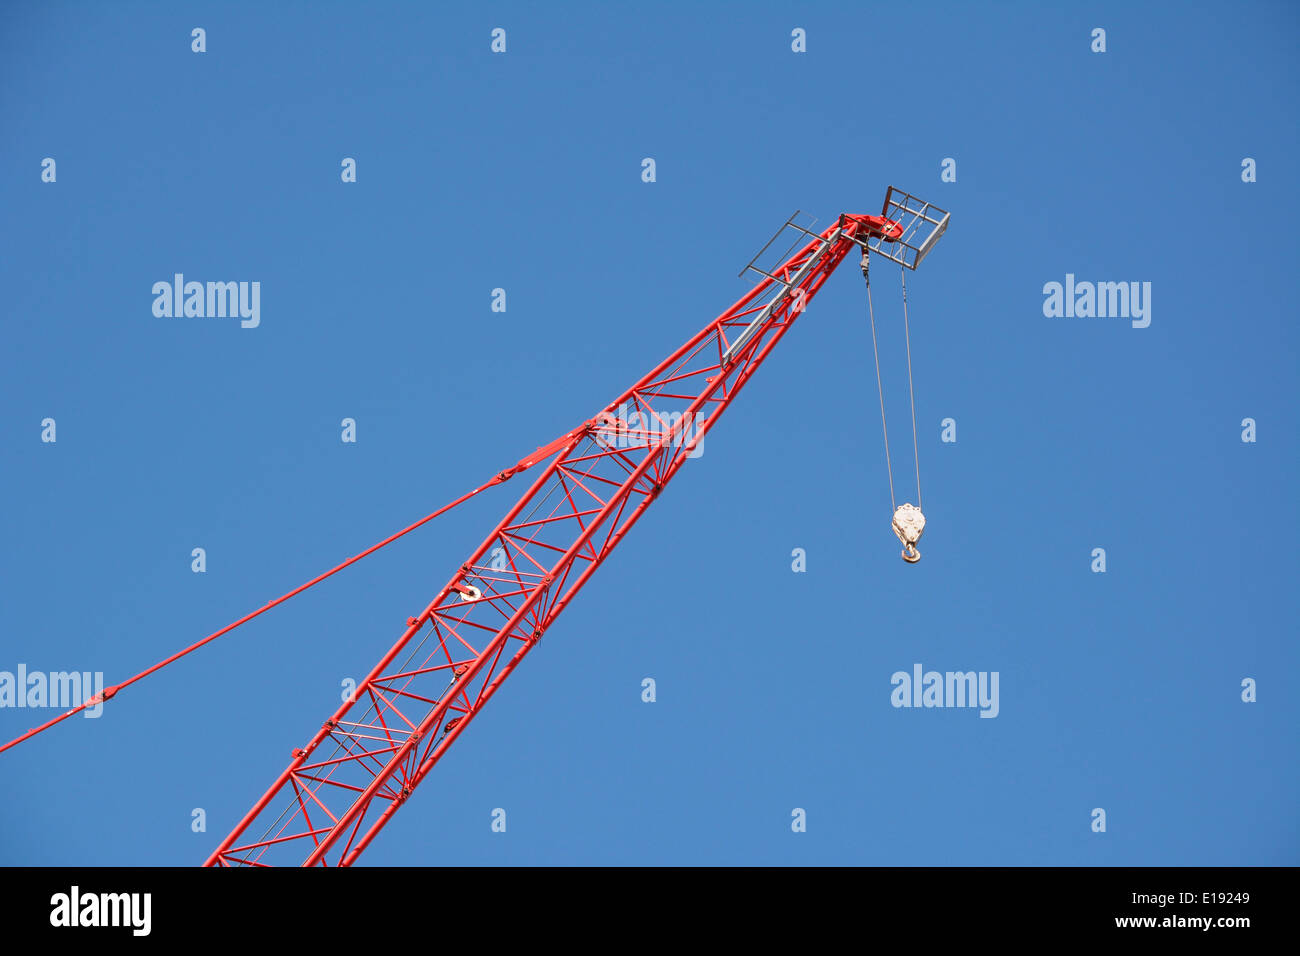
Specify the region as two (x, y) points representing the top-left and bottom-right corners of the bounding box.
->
(900, 266), (922, 509)
(864, 272), (897, 513)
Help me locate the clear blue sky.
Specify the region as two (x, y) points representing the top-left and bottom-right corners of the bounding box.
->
(2, 1), (1296, 866)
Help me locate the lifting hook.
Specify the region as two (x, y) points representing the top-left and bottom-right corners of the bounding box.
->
(892, 503), (925, 564)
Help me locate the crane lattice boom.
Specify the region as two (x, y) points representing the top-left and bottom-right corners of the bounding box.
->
(204, 210), (905, 866)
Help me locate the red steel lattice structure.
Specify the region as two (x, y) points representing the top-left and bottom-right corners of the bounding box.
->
(204, 210), (905, 867)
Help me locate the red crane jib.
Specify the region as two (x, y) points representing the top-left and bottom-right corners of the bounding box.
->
(201, 213), (888, 866)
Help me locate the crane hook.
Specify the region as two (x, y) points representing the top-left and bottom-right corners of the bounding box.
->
(892, 503), (925, 565)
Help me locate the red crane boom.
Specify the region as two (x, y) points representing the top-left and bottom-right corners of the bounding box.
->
(203, 208), (912, 866)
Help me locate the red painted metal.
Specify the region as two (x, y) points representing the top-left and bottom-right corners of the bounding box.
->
(857, 214), (904, 240)
(204, 212), (891, 867)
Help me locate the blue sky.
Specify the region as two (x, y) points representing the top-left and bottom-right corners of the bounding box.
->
(1, 1), (1296, 866)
